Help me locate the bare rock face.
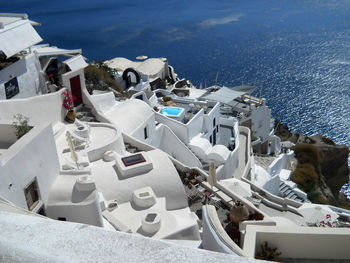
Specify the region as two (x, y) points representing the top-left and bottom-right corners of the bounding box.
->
(275, 121), (350, 198)
(318, 141), (350, 198)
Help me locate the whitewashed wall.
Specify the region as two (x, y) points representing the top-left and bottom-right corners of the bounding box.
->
(0, 123), (17, 145)
(250, 105), (271, 142)
(0, 89), (66, 125)
(130, 113), (157, 144)
(202, 103), (220, 143)
(0, 123), (60, 209)
(216, 120), (240, 180)
(155, 124), (202, 168)
(0, 54), (43, 100)
(155, 112), (189, 143)
(62, 68), (86, 93)
(245, 225), (350, 260)
(268, 151), (294, 177)
(187, 110), (205, 141)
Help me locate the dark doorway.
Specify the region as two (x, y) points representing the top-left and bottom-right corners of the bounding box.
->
(213, 129), (217, 145)
(70, 75), (82, 106)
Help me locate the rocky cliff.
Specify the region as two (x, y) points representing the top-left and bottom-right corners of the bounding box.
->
(275, 121), (350, 202)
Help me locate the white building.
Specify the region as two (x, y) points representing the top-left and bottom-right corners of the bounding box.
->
(1, 13), (350, 263)
(0, 13), (87, 107)
(106, 57), (171, 90)
(200, 86), (281, 155)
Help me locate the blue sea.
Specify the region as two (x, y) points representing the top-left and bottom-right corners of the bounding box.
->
(3, 0), (350, 152)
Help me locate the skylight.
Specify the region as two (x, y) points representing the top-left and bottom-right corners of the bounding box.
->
(121, 154), (146, 167)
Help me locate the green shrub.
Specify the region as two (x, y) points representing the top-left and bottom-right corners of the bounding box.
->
(291, 144), (323, 198)
(162, 96), (171, 102)
(12, 114), (32, 139)
(291, 163), (318, 186)
(291, 144), (323, 173)
(307, 191), (329, 204)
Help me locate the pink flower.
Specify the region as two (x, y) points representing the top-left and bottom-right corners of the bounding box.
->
(62, 89), (74, 110)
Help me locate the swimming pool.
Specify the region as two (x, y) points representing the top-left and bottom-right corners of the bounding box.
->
(161, 107), (185, 118)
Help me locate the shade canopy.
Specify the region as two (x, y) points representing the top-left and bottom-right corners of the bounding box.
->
(201, 87), (245, 104)
(64, 55), (88, 71)
(33, 46), (82, 57)
(0, 20), (42, 58)
(230, 85), (257, 93)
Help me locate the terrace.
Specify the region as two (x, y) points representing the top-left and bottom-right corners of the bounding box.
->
(157, 96), (215, 124)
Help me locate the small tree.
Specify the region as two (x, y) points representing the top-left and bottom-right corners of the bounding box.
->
(12, 114), (32, 139)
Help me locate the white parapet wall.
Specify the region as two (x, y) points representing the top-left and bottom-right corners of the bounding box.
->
(0, 88), (66, 125)
(201, 205), (249, 257)
(0, 208), (262, 263)
(267, 151), (294, 177)
(244, 225), (350, 260)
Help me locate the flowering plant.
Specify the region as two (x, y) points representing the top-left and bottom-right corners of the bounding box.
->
(62, 89), (74, 110)
(317, 214), (338, 228)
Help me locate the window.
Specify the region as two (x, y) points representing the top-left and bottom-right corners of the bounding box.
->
(216, 125), (219, 133)
(135, 95), (143, 101)
(5, 77), (19, 99)
(209, 135), (212, 144)
(144, 126), (148, 139)
(122, 154), (146, 167)
(213, 118), (216, 128)
(24, 179), (40, 211)
(58, 217), (67, 221)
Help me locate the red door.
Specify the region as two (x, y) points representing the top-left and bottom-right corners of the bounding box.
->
(69, 75), (82, 106)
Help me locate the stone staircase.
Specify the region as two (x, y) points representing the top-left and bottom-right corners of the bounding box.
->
(279, 181), (305, 203)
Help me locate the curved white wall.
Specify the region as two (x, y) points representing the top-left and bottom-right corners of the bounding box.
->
(0, 89), (66, 125)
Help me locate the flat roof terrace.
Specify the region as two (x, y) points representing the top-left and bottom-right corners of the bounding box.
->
(158, 99), (214, 124)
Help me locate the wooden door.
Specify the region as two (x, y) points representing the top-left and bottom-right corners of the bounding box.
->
(69, 75), (82, 106)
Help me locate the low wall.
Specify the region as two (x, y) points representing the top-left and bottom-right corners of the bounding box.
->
(156, 124), (202, 168)
(0, 89), (66, 125)
(267, 151), (294, 177)
(0, 123), (17, 146)
(244, 225), (350, 260)
(155, 111), (190, 143)
(201, 205), (247, 257)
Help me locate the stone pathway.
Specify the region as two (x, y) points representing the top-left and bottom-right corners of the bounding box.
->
(76, 105), (99, 122)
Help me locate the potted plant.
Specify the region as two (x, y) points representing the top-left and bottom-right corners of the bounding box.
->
(62, 89), (76, 123)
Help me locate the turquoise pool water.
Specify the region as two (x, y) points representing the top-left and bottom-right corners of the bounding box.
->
(161, 107), (184, 117)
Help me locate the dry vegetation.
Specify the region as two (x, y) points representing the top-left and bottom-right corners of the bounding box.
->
(291, 143), (350, 208)
(84, 63), (123, 94)
(291, 144), (323, 201)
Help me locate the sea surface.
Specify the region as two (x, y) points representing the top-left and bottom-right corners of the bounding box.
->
(4, 0), (350, 157)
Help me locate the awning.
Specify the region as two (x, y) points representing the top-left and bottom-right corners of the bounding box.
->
(64, 55), (88, 71)
(231, 85), (257, 94)
(33, 46), (82, 57)
(201, 87), (245, 104)
(0, 20), (42, 58)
